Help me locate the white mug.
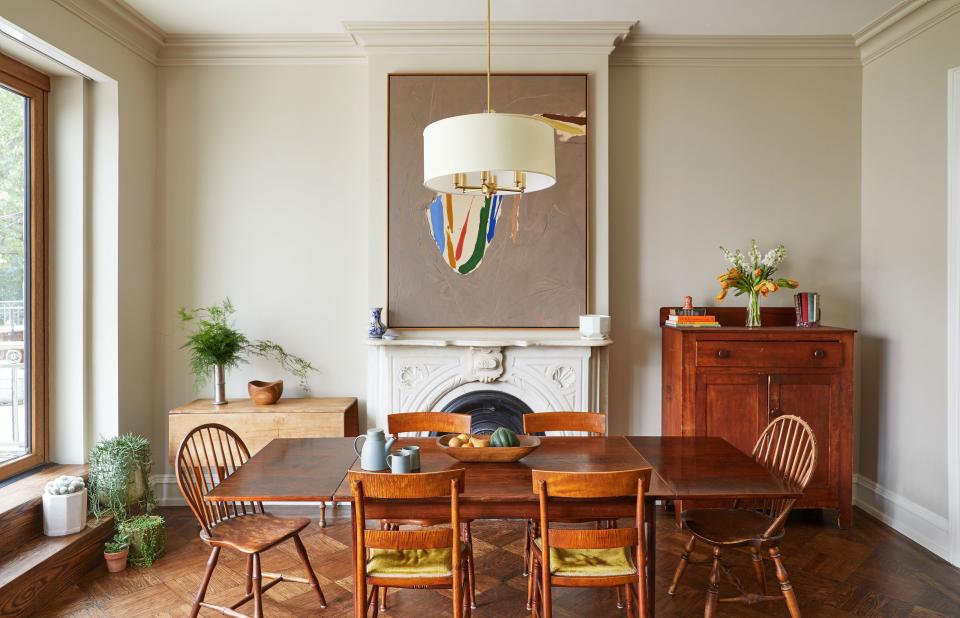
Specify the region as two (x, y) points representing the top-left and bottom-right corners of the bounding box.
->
(579, 315), (610, 340)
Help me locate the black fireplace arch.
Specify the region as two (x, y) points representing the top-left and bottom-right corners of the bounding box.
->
(440, 390), (533, 435)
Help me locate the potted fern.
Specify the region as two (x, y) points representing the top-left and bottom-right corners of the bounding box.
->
(179, 298), (316, 405)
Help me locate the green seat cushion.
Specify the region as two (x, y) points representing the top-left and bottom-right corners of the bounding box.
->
(534, 538), (637, 577)
(366, 544), (467, 578)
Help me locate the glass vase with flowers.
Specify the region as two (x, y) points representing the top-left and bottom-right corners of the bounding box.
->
(716, 240), (798, 327)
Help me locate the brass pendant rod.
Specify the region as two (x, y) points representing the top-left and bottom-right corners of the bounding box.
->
(486, 0), (491, 113)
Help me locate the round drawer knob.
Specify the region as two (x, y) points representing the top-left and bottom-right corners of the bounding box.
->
(716, 349), (730, 359)
(813, 349), (826, 359)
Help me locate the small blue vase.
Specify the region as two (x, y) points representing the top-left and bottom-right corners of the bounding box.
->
(368, 307), (386, 339)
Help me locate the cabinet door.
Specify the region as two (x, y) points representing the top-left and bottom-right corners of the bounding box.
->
(694, 372), (767, 456)
(769, 373), (840, 498)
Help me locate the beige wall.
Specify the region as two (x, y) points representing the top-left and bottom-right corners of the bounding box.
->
(860, 12), (960, 520)
(156, 64), (368, 472)
(608, 63), (863, 436)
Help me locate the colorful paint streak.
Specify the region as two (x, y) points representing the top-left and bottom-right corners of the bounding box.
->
(426, 193), (504, 275)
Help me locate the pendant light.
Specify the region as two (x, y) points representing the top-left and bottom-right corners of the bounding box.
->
(422, 0), (557, 196)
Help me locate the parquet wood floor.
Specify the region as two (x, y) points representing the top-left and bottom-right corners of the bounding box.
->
(35, 506), (960, 617)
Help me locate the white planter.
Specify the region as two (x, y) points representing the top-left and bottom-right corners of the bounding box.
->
(42, 488), (88, 536)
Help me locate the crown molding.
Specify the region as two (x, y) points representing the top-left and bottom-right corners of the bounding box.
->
(343, 21), (635, 55)
(158, 34), (366, 66)
(855, 0), (960, 65)
(610, 35), (859, 67)
(52, 0), (164, 64)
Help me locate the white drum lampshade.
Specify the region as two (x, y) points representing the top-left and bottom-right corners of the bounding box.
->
(423, 112), (556, 195)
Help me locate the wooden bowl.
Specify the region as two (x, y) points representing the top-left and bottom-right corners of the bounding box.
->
(436, 434), (540, 463)
(248, 380), (283, 405)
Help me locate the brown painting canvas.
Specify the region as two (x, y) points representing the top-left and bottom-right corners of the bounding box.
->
(387, 74), (588, 328)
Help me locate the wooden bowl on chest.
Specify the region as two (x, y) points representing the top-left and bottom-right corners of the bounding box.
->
(248, 380), (283, 405)
(436, 434), (540, 462)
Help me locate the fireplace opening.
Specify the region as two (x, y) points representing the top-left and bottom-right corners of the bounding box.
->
(440, 391), (533, 435)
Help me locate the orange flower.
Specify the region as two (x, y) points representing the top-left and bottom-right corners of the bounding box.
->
(715, 289), (727, 302)
(754, 268), (762, 278)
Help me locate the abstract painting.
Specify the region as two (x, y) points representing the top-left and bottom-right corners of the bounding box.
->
(388, 74), (587, 328)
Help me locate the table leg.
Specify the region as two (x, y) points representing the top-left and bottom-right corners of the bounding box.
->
(645, 496), (657, 618)
(319, 502), (327, 528)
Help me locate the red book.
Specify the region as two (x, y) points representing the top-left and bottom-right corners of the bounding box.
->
(667, 315), (717, 323)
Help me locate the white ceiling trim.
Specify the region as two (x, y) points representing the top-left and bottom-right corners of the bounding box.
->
(855, 0), (960, 65)
(611, 35), (859, 67)
(342, 21), (636, 56)
(53, 0), (163, 64)
(158, 34), (365, 66)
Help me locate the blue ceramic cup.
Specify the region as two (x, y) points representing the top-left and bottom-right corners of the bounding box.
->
(387, 451), (413, 474)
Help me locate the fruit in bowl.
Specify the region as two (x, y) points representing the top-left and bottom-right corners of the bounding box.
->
(447, 433), (490, 448)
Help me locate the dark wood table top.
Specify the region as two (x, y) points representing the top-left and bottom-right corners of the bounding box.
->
(202, 435), (798, 506)
(332, 436), (671, 501)
(205, 437), (359, 502)
(627, 436), (801, 500)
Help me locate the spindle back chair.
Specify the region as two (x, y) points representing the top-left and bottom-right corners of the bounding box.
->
(668, 415), (818, 618)
(175, 424), (326, 618)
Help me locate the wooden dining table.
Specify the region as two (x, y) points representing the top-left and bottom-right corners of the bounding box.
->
(205, 435), (802, 617)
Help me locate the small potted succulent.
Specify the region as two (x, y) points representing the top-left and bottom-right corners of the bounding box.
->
(104, 532), (131, 573)
(42, 475), (87, 537)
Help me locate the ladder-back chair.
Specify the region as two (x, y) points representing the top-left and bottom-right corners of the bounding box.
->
(521, 412), (611, 609)
(667, 414), (817, 617)
(350, 469), (471, 618)
(175, 423), (327, 618)
(530, 468), (653, 618)
(379, 412), (475, 610)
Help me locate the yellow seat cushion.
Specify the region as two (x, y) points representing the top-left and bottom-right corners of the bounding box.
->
(534, 538), (637, 577)
(366, 544), (467, 578)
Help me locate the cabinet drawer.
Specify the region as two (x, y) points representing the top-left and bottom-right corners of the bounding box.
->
(696, 341), (842, 368)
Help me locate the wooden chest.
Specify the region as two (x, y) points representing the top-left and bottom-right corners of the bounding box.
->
(660, 307), (855, 527)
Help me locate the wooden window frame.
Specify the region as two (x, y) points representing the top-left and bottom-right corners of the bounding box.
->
(0, 53), (49, 481)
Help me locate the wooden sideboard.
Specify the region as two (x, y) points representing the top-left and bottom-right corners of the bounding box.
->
(660, 307), (855, 527)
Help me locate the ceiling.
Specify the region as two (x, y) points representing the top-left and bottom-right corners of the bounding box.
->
(123, 0), (902, 37)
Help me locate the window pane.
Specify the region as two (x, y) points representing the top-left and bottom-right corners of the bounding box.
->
(0, 86), (28, 465)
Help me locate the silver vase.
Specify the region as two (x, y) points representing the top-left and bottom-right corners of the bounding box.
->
(212, 364), (227, 405)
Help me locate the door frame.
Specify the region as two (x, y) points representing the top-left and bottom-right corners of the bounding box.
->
(946, 66), (960, 567)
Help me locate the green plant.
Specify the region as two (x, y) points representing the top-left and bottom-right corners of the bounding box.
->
(119, 515), (166, 567)
(179, 298), (317, 389)
(104, 532), (130, 554)
(88, 434), (156, 522)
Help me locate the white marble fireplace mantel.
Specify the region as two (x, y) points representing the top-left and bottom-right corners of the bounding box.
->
(365, 336), (611, 431)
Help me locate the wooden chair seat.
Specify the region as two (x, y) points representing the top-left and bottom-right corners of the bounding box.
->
(532, 538), (637, 577)
(200, 513), (311, 554)
(681, 509), (785, 548)
(367, 542), (471, 578)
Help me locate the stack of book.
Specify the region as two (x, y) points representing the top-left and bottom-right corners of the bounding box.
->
(665, 310), (721, 328)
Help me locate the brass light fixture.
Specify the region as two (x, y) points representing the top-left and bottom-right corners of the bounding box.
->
(422, 0), (557, 196)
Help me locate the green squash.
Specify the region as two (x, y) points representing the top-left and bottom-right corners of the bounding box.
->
(490, 427), (520, 448)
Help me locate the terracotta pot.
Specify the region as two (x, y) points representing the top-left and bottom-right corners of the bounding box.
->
(248, 380), (283, 405)
(104, 547), (129, 573)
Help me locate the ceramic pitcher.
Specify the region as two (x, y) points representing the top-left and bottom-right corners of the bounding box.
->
(353, 428), (395, 471)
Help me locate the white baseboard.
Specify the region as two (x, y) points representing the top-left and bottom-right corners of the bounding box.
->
(853, 473), (952, 561)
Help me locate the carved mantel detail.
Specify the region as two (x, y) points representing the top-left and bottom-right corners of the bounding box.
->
(470, 347), (504, 383)
(366, 337), (610, 431)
